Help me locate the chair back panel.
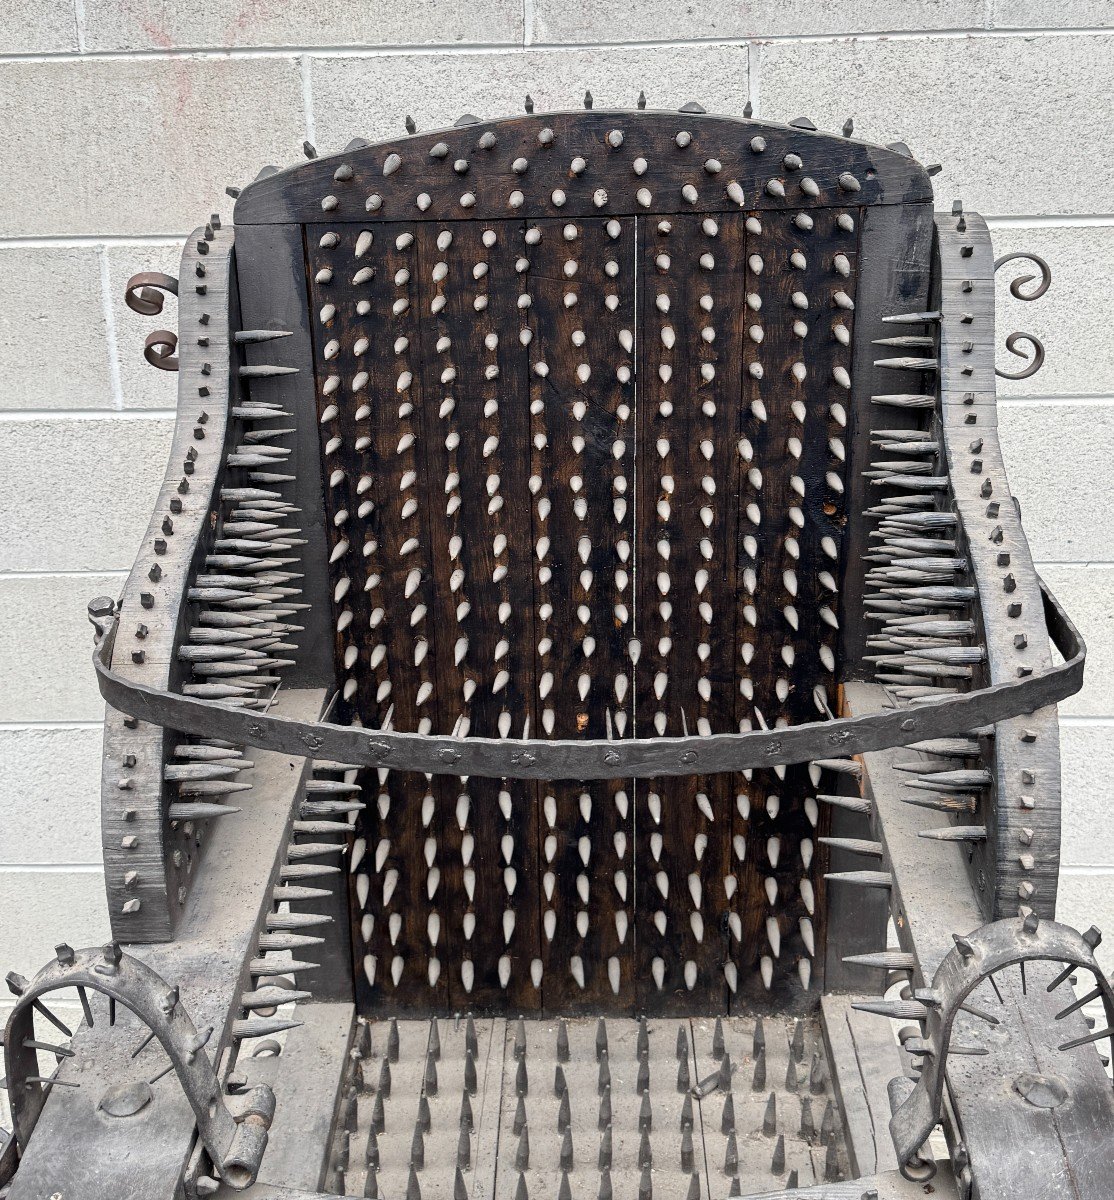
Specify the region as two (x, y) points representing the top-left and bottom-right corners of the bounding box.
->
(237, 110), (932, 1014)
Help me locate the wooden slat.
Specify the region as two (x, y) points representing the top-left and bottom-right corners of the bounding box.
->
(306, 220), (450, 1013)
(234, 113), (932, 227)
(634, 212), (746, 1013)
(526, 215), (637, 1012)
(412, 218), (540, 1012)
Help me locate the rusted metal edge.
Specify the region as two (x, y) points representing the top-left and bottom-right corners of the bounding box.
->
(936, 210), (1062, 920)
(99, 221), (235, 942)
(92, 580), (1082, 780)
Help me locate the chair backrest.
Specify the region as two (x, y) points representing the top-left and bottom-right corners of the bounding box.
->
(232, 109), (934, 1016)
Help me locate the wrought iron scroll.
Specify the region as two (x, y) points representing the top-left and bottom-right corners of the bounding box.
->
(993, 251), (1051, 381)
(126, 269), (181, 372)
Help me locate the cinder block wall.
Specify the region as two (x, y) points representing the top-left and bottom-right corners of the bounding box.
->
(1, 2), (1111, 1004)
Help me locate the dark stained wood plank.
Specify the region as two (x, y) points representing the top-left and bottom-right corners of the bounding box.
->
(235, 112), (932, 227)
(305, 220), (450, 1014)
(526, 215), (638, 1012)
(411, 218), (541, 1012)
(729, 207), (859, 1012)
(633, 211), (747, 1013)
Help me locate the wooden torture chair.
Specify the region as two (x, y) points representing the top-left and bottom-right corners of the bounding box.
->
(1, 103), (1106, 1200)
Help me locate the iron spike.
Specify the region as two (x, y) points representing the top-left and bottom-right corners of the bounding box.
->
(249, 957), (318, 976)
(816, 793), (872, 815)
(752, 1047), (767, 1091)
(599, 1125), (613, 1169)
(167, 802), (240, 821)
(791, 1020), (806, 1062)
(825, 870), (892, 889)
(763, 1091), (777, 1136)
(818, 836), (884, 857)
(770, 1133), (785, 1174)
(232, 1017), (302, 1039)
(852, 999), (929, 1020)
(723, 1129), (738, 1174)
(917, 825), (987, 842)
(843, 950), (916, 971)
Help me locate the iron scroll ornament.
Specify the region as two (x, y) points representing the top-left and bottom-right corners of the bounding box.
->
(124, 270), (180, 371)
(3, 945), (275, 1190)
(994, 251), (1051, 381)
(91, 578), (1084, 781)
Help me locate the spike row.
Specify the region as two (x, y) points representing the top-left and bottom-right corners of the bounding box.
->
(861, 303), (1002, 864)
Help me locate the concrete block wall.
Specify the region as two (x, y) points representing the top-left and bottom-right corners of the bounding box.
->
(1, 3), (1112, 1013)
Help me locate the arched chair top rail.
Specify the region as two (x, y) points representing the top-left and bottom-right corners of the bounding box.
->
(233, 108), (933, 226)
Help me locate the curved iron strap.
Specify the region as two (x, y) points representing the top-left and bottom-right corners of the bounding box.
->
(124, 270), (179, 316)
(994, 251), (1051, 301)
(91, 579), (1084, 780)
(143, 328), (179, 371)
(994, 251), (1051, 380)
(889, 917), (1114, 1182)
(4, 945), (274, 1190)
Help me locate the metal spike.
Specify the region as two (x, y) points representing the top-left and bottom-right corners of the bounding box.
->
(819, 836), (884, 858)
(770, 1133), (785, 1174)
(677, 1051), (691, 1092)
(599, 1125), (613, 1169)
(843, 950), (916, 971)
(763, 1091), (777, 1136)
(917, 825), (987, 842)
(791, 1020), (806, 1062)
(557, 1018), (570, 1062)
(1059, 1026), (1114, 1052)
(232, 1017), (302, 1039)
(785, 1055), (798, 1092)
(721, 1092), (735, 1134)
(853, 998), (928, 1020)
(638, 1128), (652, 1167)
(752, 1048), (766, 1091)
(825, 870), (892, 888)
(387, 1018), (400, 1062)
(821, 1099), (836, 1144)
(596, 1017), (608, 1061)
